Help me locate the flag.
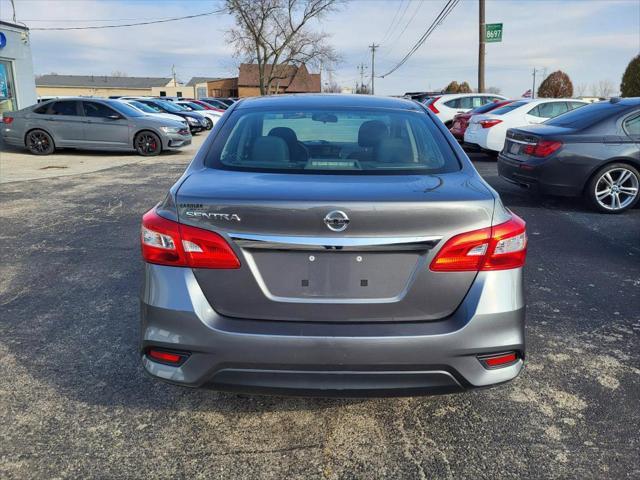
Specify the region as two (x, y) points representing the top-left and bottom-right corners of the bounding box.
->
(522, 89), (532, 98)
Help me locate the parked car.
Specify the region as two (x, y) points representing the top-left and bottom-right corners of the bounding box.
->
(199, 97), (232, 110)
(119, 99), (188, 128)
(424, 93), (507, 126)
(139, 94), (527, 396)
(498, 98), (640, 213)
(175, 101), (223, 129)
(450, 100), (513, 140)
(1, 98), (191, 156)
(179, 98), (225, 112)
(464, 98), (588, 153)
(134, 98), (207, 134)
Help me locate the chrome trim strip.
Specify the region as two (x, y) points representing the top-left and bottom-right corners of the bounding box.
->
(229, 233), (442, 252)
(506, 138), (536, 145)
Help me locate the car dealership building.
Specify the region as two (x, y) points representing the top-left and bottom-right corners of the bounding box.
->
(0, 21), (37, 114)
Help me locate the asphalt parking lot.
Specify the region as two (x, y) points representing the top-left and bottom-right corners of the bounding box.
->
(1, 135), (639, 479)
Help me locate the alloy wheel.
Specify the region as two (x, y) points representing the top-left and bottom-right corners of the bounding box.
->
(135, 133), (160, 155)
(28, 131), (52, 154)
(594, 167), (639, 211)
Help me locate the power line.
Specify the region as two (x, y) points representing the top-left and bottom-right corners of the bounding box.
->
(379, 0), (460, 78)
(29, 8), (225, 31)
(378, 0), (405, 44)
(379, 0), (424, 61)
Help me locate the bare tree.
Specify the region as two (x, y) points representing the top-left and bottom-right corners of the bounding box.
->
(226, 0), (341, 95)
(575, 83), (588, 96)
(486, 86), (501, 94)
(596, 79), (614, 98)
(111, 71), (128, 77)
(323, 80), (342, 93)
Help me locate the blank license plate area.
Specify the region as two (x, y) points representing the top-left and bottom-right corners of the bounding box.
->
(249, 250), (421, 299)
(508, 141), (521, 155)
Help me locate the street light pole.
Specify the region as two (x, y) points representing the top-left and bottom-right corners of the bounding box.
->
(369, 43), (379, 95)
(478, 0), (485, 93)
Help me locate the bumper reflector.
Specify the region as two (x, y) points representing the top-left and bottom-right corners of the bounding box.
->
(478, 351), (518, 369)
(147, 349), (189, 366)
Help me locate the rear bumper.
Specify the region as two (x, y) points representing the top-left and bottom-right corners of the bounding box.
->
(497, 154), (584, 196)
(141, 264), (525, 396)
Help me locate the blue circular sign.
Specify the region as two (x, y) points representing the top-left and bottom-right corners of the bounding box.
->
(0, 32), (6, 49)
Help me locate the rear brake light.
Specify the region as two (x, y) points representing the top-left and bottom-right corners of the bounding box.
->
(430, 213), (527, 272)
(523, 140), (562, 157)
(479, 119), (502, 128)
(147, 348), (189, 365)
(427, 96), (441, 114)
(141, 209), (240, 268)
(2, 116), (13, 124)
(478, 351), (518, 369)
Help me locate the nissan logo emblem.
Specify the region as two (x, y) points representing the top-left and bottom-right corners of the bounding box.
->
(324, 210), (350, 232)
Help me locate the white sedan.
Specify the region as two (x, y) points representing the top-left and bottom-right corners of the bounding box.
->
(425, 93), (507, 126)
(464, 98), (588, 152)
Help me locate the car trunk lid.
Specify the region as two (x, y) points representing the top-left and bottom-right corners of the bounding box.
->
(176, 168), (495, 322)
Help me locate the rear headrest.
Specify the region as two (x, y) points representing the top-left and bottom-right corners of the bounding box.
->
(376, 138), (413, 163)
(250, 136), (290, 163)
(268, 127), (298, 143)
(358, 120), (388, 147)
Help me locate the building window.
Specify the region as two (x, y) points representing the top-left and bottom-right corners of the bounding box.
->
(177, 91), (182, 97)
(159, 91), (166, 97)
(0, 60), (17, 114)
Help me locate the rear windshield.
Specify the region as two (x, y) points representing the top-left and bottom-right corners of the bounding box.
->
(491, 101), (529, 115)
(471, 101), (510, 114)
(205, 107), (460, 175)
(545, 102), (621, 128)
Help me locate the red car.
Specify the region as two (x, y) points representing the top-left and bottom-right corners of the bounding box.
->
(449, 100), (513, 140)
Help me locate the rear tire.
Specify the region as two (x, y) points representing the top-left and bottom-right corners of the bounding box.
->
(134, 131), (162, 156)
(26, 129), (55, 155)
(587, 163), (640, 213)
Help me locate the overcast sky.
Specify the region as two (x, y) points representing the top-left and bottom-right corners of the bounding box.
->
(1, 0), (638, 97)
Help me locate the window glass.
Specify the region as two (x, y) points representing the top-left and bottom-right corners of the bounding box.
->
(83, 101), (119, 118)
(530, 102), (569, 119)
(51, 101), (78, 116)
(545, 102), (618, 128)
(444, 98), (460, 108)
(132, 101), (162, 113)
(491, 101), (529, 115)
(205, 108), (460, 175)
(624, 114), (640, 136)
(34, 104), (49, 114)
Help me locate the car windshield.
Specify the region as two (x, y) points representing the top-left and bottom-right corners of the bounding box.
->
(471, 101), (510, 114)
(545, 102), (620, 128)
(156, 101), (184, 113)
(206, 107), (460, 175)
(128, 101), (158, 113)
(109, 101), (143, 117)
(490, 101), (529, 115)
(183, 102), (205, 111)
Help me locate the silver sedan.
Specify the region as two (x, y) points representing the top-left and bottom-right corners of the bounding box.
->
(1, 97), (192, 156)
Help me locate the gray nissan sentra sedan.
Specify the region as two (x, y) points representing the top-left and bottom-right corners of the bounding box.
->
(140, 94), (527, 397)
(1, 98), (191, 156)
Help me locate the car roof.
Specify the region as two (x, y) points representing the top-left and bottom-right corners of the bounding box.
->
(436, 93), (506, 99)
(235, 94), (423, 111)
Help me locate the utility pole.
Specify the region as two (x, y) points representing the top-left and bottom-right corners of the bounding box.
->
(357, 63), (368, 92)
(531, 67), (545, 99)
(478, 0), (485, 93)
(369, 43), (379, 95)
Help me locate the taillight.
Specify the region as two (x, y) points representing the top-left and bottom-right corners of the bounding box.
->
(2, 116), (13, 124)
(430, 213), (527, 272)
(427, 96), (441, 114)
(141, 209), (240, 269)
(479, 119), (502, 128)
(147, 348), (189, 366)
(523, 140), (562, 157)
